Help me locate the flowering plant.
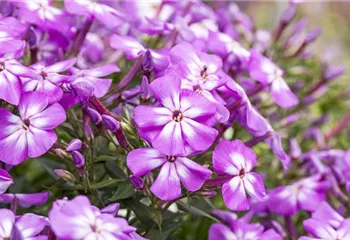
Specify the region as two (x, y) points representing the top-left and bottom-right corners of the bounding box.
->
(0, 1), (349, 239)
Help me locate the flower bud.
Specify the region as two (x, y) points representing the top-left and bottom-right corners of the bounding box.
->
(142, 50), (153, 72)
(54, 169), (75, 182)
(323, 66), (346, 82)
(72, 151), (85, 169)
(130, 175), (144, 189)
(0, 1), (14, 17)
(102, 115), (120, 132)
(27, 29), (37, 48)
(140, 76), (151, 101)
(304, 28), (321, 45)
(289, 138), (302, 159)
(66, 139), (83, 152)
(280, 113), (300, 126)
(199, 190), (217, 198)
(281, 4), (296, 24)
(86, 107), (102, 125)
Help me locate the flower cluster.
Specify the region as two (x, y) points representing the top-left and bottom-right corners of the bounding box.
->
(0, 0), (348, 239)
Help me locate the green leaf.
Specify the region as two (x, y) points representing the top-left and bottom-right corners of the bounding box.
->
(105, 160), (127, 179)
(176, 201), (218, 222)
(145, 220), (182, 240)
(109, 181), (134, 201)
(95, 155), (117, 163)
(122, 198), (154, 227)
(91, 179), (125, 189)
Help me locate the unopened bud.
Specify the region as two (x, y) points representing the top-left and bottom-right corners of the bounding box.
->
(102, 115), (120, 132)
(281, 4), (296, 24)
(140, 76), (151, 100)
(199, 190), (217, 198)
(130, 175), (144, 190)
(86, 107), (102, 125)
(323, 66), (346, 82)
(72, 151), (85, 169)
(289, 138), (302, 159)
(142, 50), (153, 72)
(0, 1), (13, 17)
(54, 169), (75, 182)
(280, 113), (300, 126)
(66, 139), (83, 152)
(304, 28), (321, 45)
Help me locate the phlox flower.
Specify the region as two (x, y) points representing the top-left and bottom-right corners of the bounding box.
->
(213, 140), (266, 211)
(0, 92), (66, 165)
(134, 74), (218, 156)
(127, 148), (212, 201)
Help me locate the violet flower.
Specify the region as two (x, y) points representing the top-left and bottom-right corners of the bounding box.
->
(0, 209), (48, 240)
(248, 50), (299, 109)
(22, 58), (76, 104)
(134, 74), (218, 156)
(0, 40), (37, 105)
(0, 92), (66, 165)
(49, 195), (138, 240)
(127, 148), (212, 201)
(212, 140), (266, 211)
(268, 175), (329, 216)
(300, 202), (350, 240)
(0, 169), (13, 194)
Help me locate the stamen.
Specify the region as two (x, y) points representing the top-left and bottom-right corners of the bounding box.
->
(22, 119), (30, 130)
(0, 64), (4, 72)
(200, 65), (208, 80)
(166, 156), (177, 162)
(172, 110), (183, 122)
(239, 168), (245, 178)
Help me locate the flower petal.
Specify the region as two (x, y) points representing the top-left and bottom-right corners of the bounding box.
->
(0, 209), (15, 238)
(150, 74), (181, 111)
(26, 127), (57, 158)
(181, 118), (217, 152)
(0, 169), (13, 194)
(222, 177), (249, 211)
(243, 172), (266, 201)
(134, 106), (172, 129)
(208, 223), (237, 240)
(150, 162), (181, 201)
(29, 103), (66, 130)
(180, 89), (216, 120)
(271, 78), (299, 109)
(16, 192), (49, 208)
(44, 58), (76, 73)
(0, 71), (22, 105)
(0, 129), (27, 165)
(83, 63), (120, 77)
(18, 92), (49, 120)
(15, 214), (48, 238)
(0, 108), (22, 140)
(175, 157), (212, 192)
(303, 219), (337, 239)
(127, 148), (166, 177)
(109, 34), (145, 59)
(152, 121), (186, 156)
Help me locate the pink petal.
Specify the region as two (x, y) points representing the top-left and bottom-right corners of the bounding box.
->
(134, 106), (172, 129)
(109, 34), (145, 59)
(83, 63), (120, 77)
(15, 214), (48, 238)
(271, 78), (299, 109)
(0, 130), (27, 165)
(243, 172), (266, 201)
(170, 42), (201, 69)
(208, 223), (236, 240)
(180, 89), (216, 120)
(16, 192), (49, 208)
(152, 121), (186, 156)
(303, 219), (337, 239)
(18, 92), (49, 120)
(127, 148), (166, 177)
(213, 140), (240, 175)
(0, 108), (22, 140)
(0, 169), (13, 194)
(64, 0), (91, 16)
(312, 202), (344, 228)
(222, 177), (249, 211)
(29, 103), (66, 130)
(0, 209), (15, 238)
(337, 219), (350, 240)
(175, 157), (212, 192)
(0, 71), (22, 105)
(44, 58), (76, 73)
(26, 127), (57, 158)
(150, 74), (181, 111)
(150, 162), (181, 201)
(181, 118), (218, 152)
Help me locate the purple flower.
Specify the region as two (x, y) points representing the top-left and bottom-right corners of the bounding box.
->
(14, 0), (71, 33)
(22, 58), (76, 104)
(209, 212), (282, 240)
(268, 175), (329, 216)
(49, 195), (137, 240)
(300, 202), (350, 240)
(248, 50), (299, 109)
(65, 0), (125, 28)
(213, 140), (266, 211)
(0, 169), (13, 194)
(0, 209), (48, 239)
(0, 92), (66, 165)
(134, 74), (218, 156)
(0, 192), (49, 208)
(0, 40), (37, 105)
(127, 148), (212, 201)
